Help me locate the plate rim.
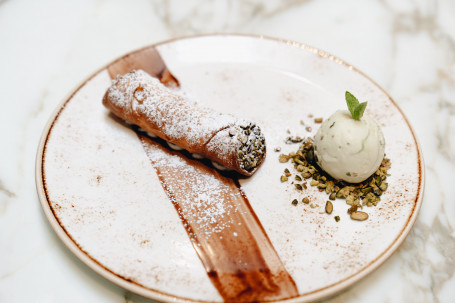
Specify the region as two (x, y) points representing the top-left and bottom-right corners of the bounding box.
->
(35, 33), (425, 303)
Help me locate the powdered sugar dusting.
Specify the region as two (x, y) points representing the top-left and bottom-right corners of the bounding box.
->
(43, 70), (222, 301)
(141, 138), (243, 239)
(139, 135), (298, 301)
(104, 70), (266, 174)
(106, 70), (238, 148)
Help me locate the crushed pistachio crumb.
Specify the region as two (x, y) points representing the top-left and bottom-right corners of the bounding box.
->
(286, 136), (304, 144)
(350, 211), (369, 221)
(284, 168), (291, 177)
(278, 138), (392, 222)
(334, 216), (340, 222)
(325, 201), (333, 214)
(292, 199), (298, 206)
(347, 205), (358, 214)
(279, 154), (290, 163)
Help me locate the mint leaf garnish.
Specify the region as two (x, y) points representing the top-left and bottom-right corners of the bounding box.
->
(345, 91), (367, 120)
(345, 91), (359, 114)
(353, 101), (368, 120)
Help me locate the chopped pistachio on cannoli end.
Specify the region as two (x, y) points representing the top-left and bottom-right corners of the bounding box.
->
(236, 122), (266, 171)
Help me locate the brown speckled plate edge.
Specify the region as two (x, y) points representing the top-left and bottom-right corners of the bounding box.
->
(35, 33), (425, 303)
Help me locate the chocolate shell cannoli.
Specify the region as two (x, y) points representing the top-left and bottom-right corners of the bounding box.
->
(103, 70), (266, 176)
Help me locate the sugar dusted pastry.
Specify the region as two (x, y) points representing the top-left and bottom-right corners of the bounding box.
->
(103, 70), (266, 176)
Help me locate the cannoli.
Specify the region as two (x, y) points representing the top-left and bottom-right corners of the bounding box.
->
(103, 69), (266, 176)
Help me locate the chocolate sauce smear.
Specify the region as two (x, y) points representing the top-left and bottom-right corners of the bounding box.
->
(107, 46), (179, 87)
(107, 46), (298, 302)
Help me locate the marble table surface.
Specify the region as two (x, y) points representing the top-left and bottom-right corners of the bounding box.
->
(1, 0), (454, 302)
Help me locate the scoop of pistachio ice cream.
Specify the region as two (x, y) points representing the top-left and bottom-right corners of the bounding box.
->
(313, 110), (385, 183)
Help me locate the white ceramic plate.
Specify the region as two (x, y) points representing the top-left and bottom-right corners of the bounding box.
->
(36, 35), (424, 303)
